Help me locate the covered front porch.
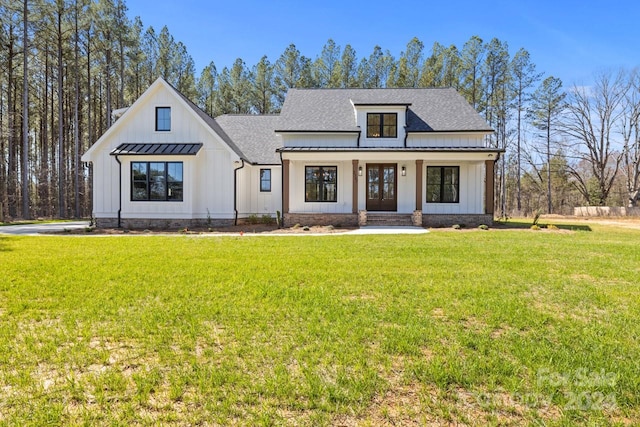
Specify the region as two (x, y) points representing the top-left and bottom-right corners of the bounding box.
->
(279, 149), (499, 227)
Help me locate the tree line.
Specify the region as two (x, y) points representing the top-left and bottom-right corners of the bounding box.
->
(1, 0), (639, 221)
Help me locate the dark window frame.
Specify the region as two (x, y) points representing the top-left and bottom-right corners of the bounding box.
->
(155, 106), (171, 131)
(366, 113), (397, 138)
(305, 166), (338, 203)
(426, 166), (460, 204)
(131, 161), (183, 202)
(260, 168), (271, 192)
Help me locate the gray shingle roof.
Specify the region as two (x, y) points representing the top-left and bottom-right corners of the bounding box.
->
(277, 88), (492, 133)
(215, 115), (282, 164)
(171, 86), (246, 160)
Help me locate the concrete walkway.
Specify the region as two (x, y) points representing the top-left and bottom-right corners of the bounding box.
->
(345, 226), (429, 235)
(0, 221), (90, 235)
(0, 222), (428, 236)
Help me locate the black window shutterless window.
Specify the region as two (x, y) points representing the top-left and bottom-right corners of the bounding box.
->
(131, 162), (183, 201)
(155, 107), (171, 131)
(426, 166), (459, 203)
(367, 113), (397, 138)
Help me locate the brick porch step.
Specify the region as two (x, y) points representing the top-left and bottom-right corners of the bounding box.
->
(365, 213), (414, 226)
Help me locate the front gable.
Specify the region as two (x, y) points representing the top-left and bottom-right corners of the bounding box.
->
(81, 77), (242, 163)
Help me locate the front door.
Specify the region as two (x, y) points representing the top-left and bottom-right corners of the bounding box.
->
(366, 164), (397, 211)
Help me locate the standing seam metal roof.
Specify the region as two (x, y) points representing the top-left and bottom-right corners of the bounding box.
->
(110, 143), (203, 156)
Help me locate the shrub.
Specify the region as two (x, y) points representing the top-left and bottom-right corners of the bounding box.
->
(302, 226), (310, 231)
(530, 224), (540, 231)
(532, 210), (541, 226)
(452, 224), (461, 230)
(547, 224), (558, 230)
(246, 214), (260, 225)
(292, 223), (301, 229)
(84, 227), (94, 233)
(261, 214), (274, 225)
(478, 224), (489, 230)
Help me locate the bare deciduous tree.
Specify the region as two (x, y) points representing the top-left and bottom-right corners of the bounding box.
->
(620, 69), (640, 206)
(562, 71), (627, 205)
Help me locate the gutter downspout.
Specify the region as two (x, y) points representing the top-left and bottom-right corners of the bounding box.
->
(279, 150), (285, 224)
(356, 129), (361, 148)
(404, 106), (409, 148)
(114, 154), (122, 228)
(233, 159), (245, 225)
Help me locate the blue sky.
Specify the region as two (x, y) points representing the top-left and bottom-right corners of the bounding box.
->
(125, 0), (640, 88)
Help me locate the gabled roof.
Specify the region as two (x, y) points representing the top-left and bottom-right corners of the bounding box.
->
(277, 88), (492, 133)
(81, 77), (245, 162)
(215, 115), (282, 164)
(171, 87), (246, 160)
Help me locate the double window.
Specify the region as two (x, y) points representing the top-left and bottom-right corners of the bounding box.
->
(426, 166), (459, 203)
(367, 113), (397, 138)
(260, 169), (271, 192)
(305, 166), (337, 202)
(155, 107), (171, 131)
(131, 162), (183, 201)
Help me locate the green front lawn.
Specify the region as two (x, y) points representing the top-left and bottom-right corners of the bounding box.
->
(1, 226), (639, 425)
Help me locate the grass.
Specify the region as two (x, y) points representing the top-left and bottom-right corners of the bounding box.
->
(0, 224), (639, 425)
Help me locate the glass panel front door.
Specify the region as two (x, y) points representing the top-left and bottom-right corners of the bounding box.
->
(366, 164), (397, 211)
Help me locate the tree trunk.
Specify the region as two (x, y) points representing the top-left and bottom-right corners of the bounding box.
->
(57, 9), (65, 218)
(22, 0), (30, 219)
(74, 0), (80, 218)
(8, 24), (17, 218)
(547, 119), (552, 214)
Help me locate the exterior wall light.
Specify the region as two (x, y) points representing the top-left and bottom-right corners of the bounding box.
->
(401, 165), (406, 176)
(358, 166), (363, 176)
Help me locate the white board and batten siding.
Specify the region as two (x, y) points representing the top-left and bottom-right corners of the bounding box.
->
(408, 133), (486, 148)
(84, 82), (239, 220)
(423, 161), (484, 214)
(281, 134), (357, 148)
(236, 165), (282, 217)
(288, 161), (354, 214)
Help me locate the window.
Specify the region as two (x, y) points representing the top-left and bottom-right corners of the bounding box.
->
(155, 107), (171, 131)
(131, 162), (183, 201)
(367, 113), (397, 138)
(426, 166), (459, 203)
(260, 169), (271, 192)
(305, 166), (337, 202)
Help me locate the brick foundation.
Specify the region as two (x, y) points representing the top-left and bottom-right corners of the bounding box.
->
(284, 213), (358, 227)
(95, 217), (234, 229)
(422, 214), (493, 228)
(95, 213), (493, 229)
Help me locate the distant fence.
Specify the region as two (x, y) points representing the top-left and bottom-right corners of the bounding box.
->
(573, 206), (640, 217)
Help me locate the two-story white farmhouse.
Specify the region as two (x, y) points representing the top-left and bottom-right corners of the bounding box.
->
(81, 77), (501, 228)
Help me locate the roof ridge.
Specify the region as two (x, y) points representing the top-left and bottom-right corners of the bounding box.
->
(217, 114), (281, 118)
(289, 87), (455, 91)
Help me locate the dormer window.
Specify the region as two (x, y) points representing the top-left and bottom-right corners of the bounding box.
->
(156, 107), (171, 131)
(367, 113), (397, 138)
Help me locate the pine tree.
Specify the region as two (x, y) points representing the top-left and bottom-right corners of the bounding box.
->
(528, 76), (565, 213)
